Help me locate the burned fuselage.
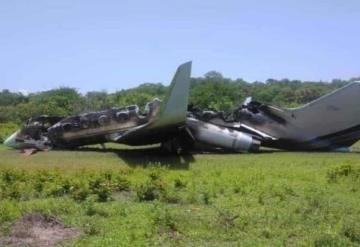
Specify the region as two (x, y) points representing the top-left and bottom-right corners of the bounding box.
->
(48, 100), (161, 148)
(8, 99), (162, 150)
(4, 61), (360, 154)
(4, 62), (194, 152)
(193, 82), (360, 151)
(9, 98), (262, 153)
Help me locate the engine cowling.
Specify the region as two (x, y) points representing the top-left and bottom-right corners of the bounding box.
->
(186, 118), (260, 152)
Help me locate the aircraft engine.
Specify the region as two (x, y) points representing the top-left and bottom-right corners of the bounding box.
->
(186, 118), (260, 152)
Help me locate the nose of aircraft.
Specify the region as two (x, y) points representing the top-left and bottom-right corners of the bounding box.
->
(3, 131), (20, 148)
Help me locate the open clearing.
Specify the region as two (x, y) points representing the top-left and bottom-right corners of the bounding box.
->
(0, 144), (360, 246)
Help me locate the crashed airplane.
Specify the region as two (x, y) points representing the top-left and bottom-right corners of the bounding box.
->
(4, 62), (360, 153)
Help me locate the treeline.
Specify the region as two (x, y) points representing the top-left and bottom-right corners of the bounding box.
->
(1, 71), (359, 125)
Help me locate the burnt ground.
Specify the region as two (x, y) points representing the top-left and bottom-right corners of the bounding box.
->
(0, 214), (80, 247)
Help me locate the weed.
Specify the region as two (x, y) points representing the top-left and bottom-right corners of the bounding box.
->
(84, 200), (97, 216)
(327, 164), (360, 183)
(173, 177), (187, 189)
(343, 220), (360, 244)
(153, 206), (179, 236)
(114, 175), (130, 191)
(95, 184), (113, 202)
(202, 191), (211, 205)
(136, 173), (167, 202)
(83, 221), (101, 236)
(136, 180), (166, 201)
(84, 199), (110, 217)
(163, 188), (182, 204)
(70, 180), (90, 202)
(214, 206), (240, 230)
(313, 233), (347, 247)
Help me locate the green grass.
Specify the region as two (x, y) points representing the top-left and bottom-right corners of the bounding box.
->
(0, 144), (360, 246)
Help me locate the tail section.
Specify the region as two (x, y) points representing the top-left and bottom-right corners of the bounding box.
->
(150, 61), (192, 128)
(114, 61), (192, 145)
(281, 82), (360, 147)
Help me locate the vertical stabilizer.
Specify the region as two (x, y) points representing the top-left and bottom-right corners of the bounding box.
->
(150, 61), (192, 128)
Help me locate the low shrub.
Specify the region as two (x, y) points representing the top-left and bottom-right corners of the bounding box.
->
(136, 179), (167, 202)
(0, 169), (131, 203)
(137, 182), (163, 201)
(69, 180), (90, 202)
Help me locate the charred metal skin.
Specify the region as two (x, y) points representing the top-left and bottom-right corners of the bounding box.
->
(47, 100), (161, 148)
(4, 116), (63, 150)
(190, 82), (360, 151)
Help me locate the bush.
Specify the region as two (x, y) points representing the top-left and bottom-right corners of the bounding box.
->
(88, 172), (130, 202)
(114, 175), (130, 191)
(136, 171), (168, 202)
(137, 182), (161, 201)
(70, 180), (90, 202)
(136, 180), (166, 202)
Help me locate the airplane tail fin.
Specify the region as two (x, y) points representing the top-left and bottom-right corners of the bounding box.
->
(286, 82), (360, 147)
(112, 61), (192, 145)
(150, 61), (192, 128)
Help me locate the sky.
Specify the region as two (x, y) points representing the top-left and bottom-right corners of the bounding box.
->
(0, 0), (359, 94)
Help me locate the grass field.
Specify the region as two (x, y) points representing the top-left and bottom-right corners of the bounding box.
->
(0, 144), (360, 246)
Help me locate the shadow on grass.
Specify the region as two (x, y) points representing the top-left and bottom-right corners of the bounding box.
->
(56, 144), (359, 170)
(74, 146), (194, 170)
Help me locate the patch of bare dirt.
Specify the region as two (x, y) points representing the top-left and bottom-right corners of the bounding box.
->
(0, 213), (80, 247)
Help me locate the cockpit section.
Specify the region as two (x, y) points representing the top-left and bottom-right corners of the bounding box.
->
(3, 115), (63, 150)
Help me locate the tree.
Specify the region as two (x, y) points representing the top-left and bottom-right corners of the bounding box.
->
(204, 71), (223, 79)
